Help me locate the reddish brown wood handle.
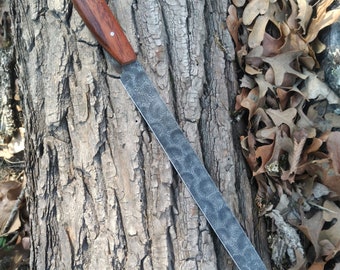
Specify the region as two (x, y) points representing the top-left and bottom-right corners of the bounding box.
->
(72, 0), (136, 65)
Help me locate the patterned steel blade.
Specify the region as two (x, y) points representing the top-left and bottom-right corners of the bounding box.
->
(120, 61), (266, 270)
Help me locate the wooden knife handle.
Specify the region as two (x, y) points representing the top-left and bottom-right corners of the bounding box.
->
(72, 0), (136, 65)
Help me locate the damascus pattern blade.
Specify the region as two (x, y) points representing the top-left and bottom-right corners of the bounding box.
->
(120, 61), (266, 270)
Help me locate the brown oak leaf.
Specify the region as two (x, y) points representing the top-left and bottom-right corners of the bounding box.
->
(305, 0), (340, 43)
(262, 51), (308, 86)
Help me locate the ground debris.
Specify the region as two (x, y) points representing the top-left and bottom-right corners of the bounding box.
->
(227, 0), (340, 267)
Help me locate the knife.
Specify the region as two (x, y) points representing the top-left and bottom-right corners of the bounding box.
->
(72, 1), (266, 269)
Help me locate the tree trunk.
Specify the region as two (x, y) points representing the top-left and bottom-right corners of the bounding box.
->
(12, 0), (271, 269)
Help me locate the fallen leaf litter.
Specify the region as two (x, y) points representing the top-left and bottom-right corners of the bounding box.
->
(228, 0), (340, 268)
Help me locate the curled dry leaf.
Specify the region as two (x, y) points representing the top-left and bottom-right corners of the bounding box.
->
(286, 0), (299, 30)
(226, 5), (242, 51)
(262, 31), (285, 57)
(235, 88), (250, 111)
(301, 136), (325, 163)
(0, 181), (22, 233)
(240, 132), (258, 171)
(305, 0), (340, 43)
(305, 159), (340, 195)
(296, 0), (313, 34)
(248, 15), (269, 48)
(242, 0), (270, 25)
(298, 211), (324, 259)
(240, 87), (260, 119)
(254, 142), (275, 175)
(277, 25), (310, 54)
(320, 201), (340, 247)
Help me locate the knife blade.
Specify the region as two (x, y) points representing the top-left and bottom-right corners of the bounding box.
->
(72, 1), (266, 269)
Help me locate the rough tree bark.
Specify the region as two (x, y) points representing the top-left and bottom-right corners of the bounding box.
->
(12, 0), (271, 269)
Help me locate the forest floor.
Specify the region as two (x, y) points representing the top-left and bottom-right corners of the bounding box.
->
(228, 0), (340, 268)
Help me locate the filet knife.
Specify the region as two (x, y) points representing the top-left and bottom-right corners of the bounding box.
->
(72, 1), (266, 269)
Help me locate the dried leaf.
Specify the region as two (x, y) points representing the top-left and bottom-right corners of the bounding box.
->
(256, 126), (278, 140)
(263, 51), (308, 86)
(0, 181), (22, 232)
(305, 159), (340, 195)
(255, 74), (275, 98)
(279, 27), (309, 54)
(245, 64), (263, 75)
(300, 55), (316, 70)
(312, 182), (330, 199)
(237, 45), (248, 67)
(324, 113), (340, 130)
(266, 107), (297, 133)
(296, 0), (313, 34)
(287, 0), (299, 30)
(226, 5), (242, 51)
(235, 88), (250, 111)
(276, 88), (290, 110)
(233, 0), (340, 267)
(296, 102), (318, 136)
(240, 74), (256, 89)
(245, 48), (265, 74)
(265, 127), (294, 174)
(245, 46), (264, 68)
(302, 69), (340, 104)
(305, 0), (340, 43)
(288, 249), (306, 270)
(242, 0), (270, 25)
(254, 142), (275, 175)
(308, 262), (326, 270)
(241, 133), (258, 171)
(21, 236), (30, 250)
(262, 31), (285, 57)
(327, 132), (340, 174)
(306, 100), (328, 122)
(5, 212), (21, 235)
(232, 0), (246, 7)
(320, 201), (340, 246)
(290, 89), (307, 108)
(311, 38), (327, 54)
(281, 129), (308, 182)
(302, 137), (324, 162)
(298, 211), (324, 259)
(320, 239), (336, 257)
(248, 15), (269, 48)
(252, 107), (275, 132)
(240, 87), (260, 119)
